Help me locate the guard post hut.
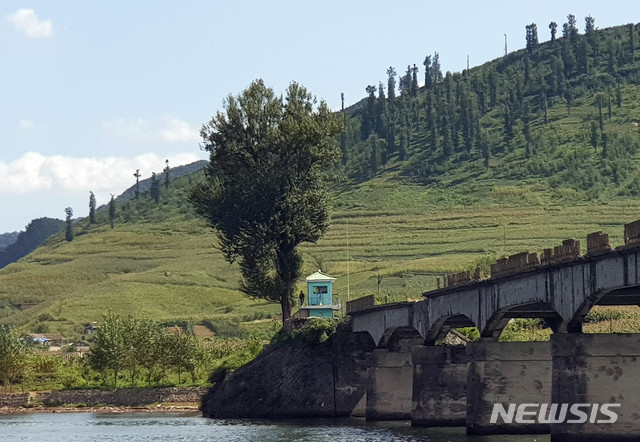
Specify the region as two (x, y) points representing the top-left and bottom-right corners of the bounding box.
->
(298, 270), (341, 318)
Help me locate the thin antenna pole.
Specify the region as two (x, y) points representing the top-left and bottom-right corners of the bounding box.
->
(347, 218), (350, 302)
(504, 34), (508, 56)
(467, 55), (470, 71)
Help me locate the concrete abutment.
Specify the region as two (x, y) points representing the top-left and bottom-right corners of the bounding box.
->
(551, 333), (640, 441)
(365, 349), (413, 420)
(466, 340), (552, 434)
(411, 345), (468, 427)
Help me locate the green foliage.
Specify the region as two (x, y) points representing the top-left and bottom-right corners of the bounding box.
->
(584, 308), (637, 323)
(87, 312), (215, 387)
(150, 173), (160, 204)
(272, 317), (340, 346)
(0, 326), (31, 391)
(202, 318), (245, 338)
(191, 80), (343, 322)
(163, 160), (171, 189)
(455, 327), (479, 342)
(0, 218), (64, 269)
(108, 195), (116, 228)
(339, 22), (640, 200)
(499, 319), (551, 342)
(65, 207), (74, 242)
(89, 192), (96, 225)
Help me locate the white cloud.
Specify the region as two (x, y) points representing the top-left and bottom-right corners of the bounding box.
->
(0, 151), (205, 195)
(19, 119), (36, 130)
(7, 9), (53, 38)
(161, 118), (201, 143)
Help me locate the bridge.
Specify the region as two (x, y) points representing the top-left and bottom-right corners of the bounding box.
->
(347, 220), (640, 441)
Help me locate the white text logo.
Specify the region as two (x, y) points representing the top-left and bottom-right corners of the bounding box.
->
(490, 403), (620, 424)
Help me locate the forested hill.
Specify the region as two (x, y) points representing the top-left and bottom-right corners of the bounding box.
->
(99, 160), (208, 209)
(0, 218), (64, 269)
(340, 17), (640, 200)
(0, 232), (19, 250)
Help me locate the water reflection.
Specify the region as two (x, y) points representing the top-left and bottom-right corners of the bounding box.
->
(0, 412), (549, 442)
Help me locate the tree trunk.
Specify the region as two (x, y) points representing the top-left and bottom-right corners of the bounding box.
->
(281, 295), (292, 323)
(277, 243), (298, 325)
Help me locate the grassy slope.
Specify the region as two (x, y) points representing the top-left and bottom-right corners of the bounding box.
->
(314, 177), (640, 299)
(4, 171), (639, 338)
(0, 175), (281, 337)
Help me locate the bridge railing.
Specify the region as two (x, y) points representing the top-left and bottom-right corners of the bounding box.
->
(346, 295), (375, 314)
(587, 231), (611, 255)
(625, 220), (640, 246)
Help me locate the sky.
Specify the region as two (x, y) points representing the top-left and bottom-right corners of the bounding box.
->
(1, 1), (639, 233)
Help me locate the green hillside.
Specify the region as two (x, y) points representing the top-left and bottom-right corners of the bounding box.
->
(0, 173), (281, 337)
(4, 19), (640, 338)
(343, 21), (640, 200)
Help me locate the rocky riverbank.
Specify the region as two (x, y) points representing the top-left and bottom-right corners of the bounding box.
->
(202, 325), (376, 418)
(0, 404), (201, 414)
(0, 386), (206, 414)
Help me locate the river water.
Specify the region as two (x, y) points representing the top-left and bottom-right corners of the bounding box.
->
(0, 412), (549, 441)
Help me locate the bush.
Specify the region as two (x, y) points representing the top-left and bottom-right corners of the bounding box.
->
(272, 317), (341, 345)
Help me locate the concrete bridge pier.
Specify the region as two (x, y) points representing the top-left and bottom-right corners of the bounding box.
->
(551, 333), (640, 442)
(365, 327), (422, 420)
(411, 345), (468, 427)
(365, 348), (413, 420)
(466, 340), (552, 435)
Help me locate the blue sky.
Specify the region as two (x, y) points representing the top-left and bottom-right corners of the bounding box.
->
(1, 1), (638, 233)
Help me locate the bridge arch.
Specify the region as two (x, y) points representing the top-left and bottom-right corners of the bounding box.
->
(425, 313), (476, 345)
(479, 301), (564, 339)
(567, 285), (640, 332)
(378, 326), (424, 350)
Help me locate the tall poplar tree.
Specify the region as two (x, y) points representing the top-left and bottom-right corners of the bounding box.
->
(190, 80), (342, 323)
(65, 207), (74, 242)
(89, 191), (96, 224)
(423, 55), (431, 89)
(150, 173), (160, 204)
(549, 22), (558, 43)
(163, 159), (171, 189)
(108, 195), (116, 229)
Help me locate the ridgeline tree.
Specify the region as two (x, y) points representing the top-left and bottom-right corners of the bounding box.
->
(89, 191), (96, 224)
(190, 80), (342, 323)
(108, 195), (116, 229)
(163, 159), (171, 189)
(563, 14), (578, 40)
(585, 15), (596, 35)
(550, 21), (558, 43)
(526, 23), (539, 53)
(423, 55), (431, 89)
(386, 66), (397, 100)
(629, 23), (636, 62)
(133, 169), (141, 199)
(64, 207), (74, 242)
(411, 63), (419, 97)
(150, 172), (160, 204)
